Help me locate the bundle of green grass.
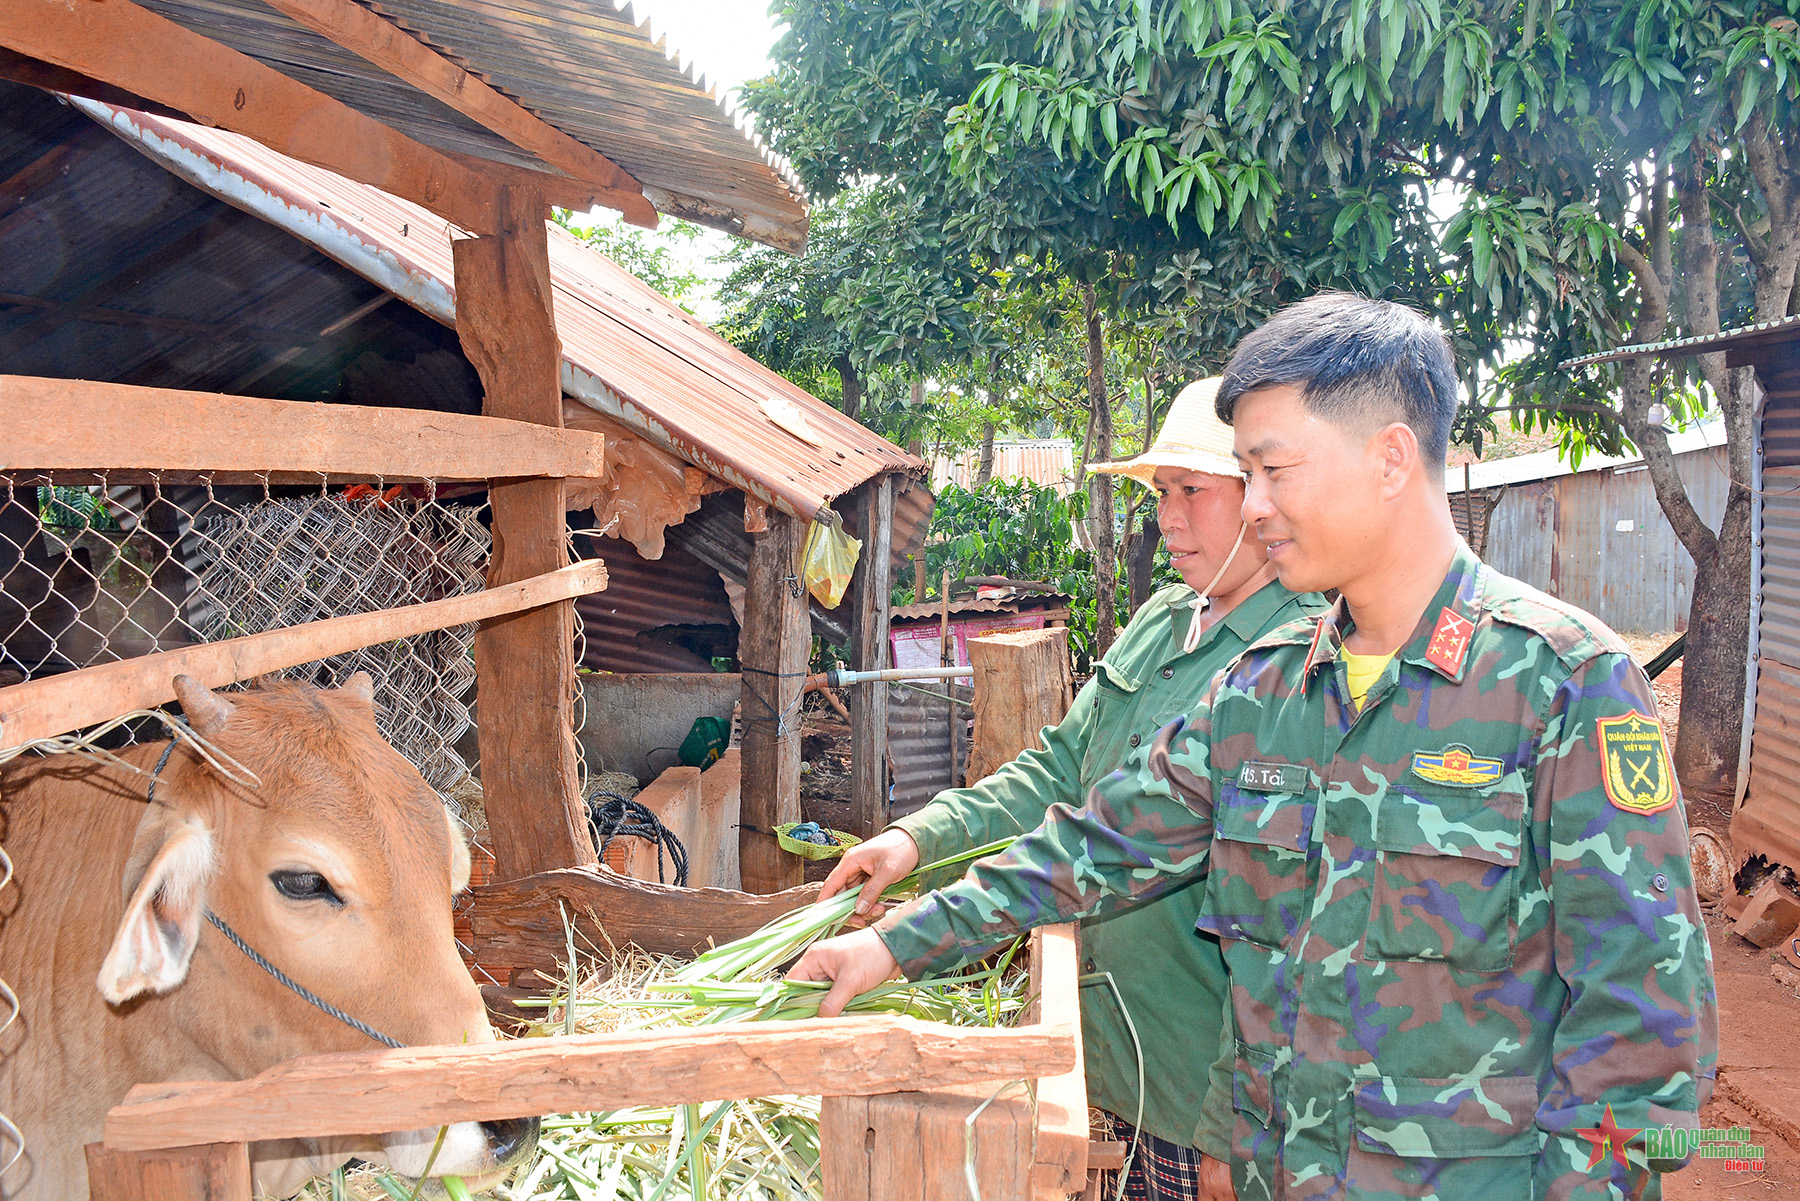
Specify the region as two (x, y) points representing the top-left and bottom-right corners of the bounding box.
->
(305, 840), (1023, 1201)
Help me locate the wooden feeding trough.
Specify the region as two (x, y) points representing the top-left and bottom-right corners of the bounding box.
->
(88, 923), (1091, 1201)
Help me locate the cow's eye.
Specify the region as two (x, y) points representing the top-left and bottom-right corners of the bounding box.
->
(270, 870), (343, 905)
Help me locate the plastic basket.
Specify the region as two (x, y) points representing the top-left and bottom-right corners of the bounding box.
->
(774, 822), (863, 861)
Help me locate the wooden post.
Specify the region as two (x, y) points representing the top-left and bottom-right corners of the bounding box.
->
(86, 1142), (250, 1201)
(967, 628), (1075, 784)
(849, 475), (894, 838)
(739, 508), (809, 893)
(453, 184), (595, 881)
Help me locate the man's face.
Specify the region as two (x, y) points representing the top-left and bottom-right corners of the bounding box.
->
(1232, 384), (1386, 594)
(1150, 467), (1256, 596)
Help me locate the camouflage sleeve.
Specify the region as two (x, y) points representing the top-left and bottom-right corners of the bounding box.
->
(890, 678), (1100, 891)
(1194, 995), (1235, 1160)
(875, 711), (1218, 980)
(1532, 651), (1718, 1200)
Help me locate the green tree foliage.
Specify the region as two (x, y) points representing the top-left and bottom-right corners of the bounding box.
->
(944, 0), (1800, 798)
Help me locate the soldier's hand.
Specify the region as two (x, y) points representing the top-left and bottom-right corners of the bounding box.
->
(1198, 1153), (1235, 1200)
(787, 926), (900, 1017)
(818, 829), (920, 922)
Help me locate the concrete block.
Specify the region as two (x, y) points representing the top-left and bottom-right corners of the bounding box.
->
(697, 749), (742, 891)
(1731, 877), (1800, 949)
(607, 755), (741, 891)
(577, 672), (739, 782)
(613, 767), (701, 886)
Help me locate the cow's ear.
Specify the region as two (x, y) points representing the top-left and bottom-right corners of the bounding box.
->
(444, 805), (472, 894)
(98, 811), (216, 1004)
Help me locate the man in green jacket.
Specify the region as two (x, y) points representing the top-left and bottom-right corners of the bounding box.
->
(817, 377), (1325, 1200)
(796, 294), (1716, 1200)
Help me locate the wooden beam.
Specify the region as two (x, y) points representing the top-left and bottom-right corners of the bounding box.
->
(254, 0), (655, 228)
(1027, 923), (1089, 1197)
(86, 1141), (250, 1201)
(739, 509), (809, 892)
(466, 865), (818, 976)
(455, 184), (593, 881)
(0, 47), (187, 120)
(0, 375), (606, 481)
(0, 0), (506, 234)
(0, 560), (607, 750)
(967, 627), (1073, 785)
(103, 1016), (1077, 1152)
(849, 475), (894, 838)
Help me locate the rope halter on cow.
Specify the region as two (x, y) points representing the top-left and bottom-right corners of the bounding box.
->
(146, 735), (405, 1051)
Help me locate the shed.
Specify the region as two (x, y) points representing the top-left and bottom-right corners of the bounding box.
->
(1448, 424), (1729, 633)
(1562, 315), (1800, 875)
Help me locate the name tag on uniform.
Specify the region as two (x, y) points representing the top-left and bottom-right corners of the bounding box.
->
(1237, 761), (1308, 792)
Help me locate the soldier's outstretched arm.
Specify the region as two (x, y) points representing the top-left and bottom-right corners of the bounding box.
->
(868, 709), (1218, 983)
(1532, 651), (1718, 1198)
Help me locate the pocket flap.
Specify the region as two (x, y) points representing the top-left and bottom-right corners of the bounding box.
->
(1353, 1074), (1540, 1158)
(1373, 776), (1526, 866)
(1216, 778), (1314, 853)
(1094, 659), (1141, 695)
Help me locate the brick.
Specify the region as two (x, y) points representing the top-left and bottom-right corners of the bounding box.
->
(1731, 878), (1800, 949)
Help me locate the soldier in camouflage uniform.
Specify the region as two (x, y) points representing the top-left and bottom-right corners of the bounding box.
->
(793, 294), (1717, 1200)
(818, 378), (1326, 1200)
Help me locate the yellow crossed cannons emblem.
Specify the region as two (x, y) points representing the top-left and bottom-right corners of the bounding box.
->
(1597, 711), (1675, 815)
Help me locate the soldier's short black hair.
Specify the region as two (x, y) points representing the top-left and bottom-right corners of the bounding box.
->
(1215, 292), (1459, 466)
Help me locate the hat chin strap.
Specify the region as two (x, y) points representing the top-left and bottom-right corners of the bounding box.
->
(1182, 522), (1249, 655)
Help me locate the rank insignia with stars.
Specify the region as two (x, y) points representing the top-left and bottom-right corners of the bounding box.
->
(1425, 607), (1475, 674)
(1597, 711), (1675, 815)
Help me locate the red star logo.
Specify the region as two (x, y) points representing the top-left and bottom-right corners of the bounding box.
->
(1575, 1105), (1644, 1169)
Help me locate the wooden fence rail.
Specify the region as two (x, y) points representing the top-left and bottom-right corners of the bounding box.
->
(0, 560), (608, 749)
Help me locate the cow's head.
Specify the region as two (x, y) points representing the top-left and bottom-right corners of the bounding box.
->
(97, 674), (537, 1197)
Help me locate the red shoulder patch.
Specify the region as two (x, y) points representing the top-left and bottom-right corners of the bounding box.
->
(1425, 607), (1475, 675)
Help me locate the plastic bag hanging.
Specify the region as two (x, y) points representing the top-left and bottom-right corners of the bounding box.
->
(801, 515), (862, 608)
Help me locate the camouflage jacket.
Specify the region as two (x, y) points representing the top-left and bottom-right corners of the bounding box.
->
(894, 579), (1324, 1153)
(877, 545), (1718, 1201)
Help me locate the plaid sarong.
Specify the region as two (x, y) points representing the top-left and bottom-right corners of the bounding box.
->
(1100, 1111), (1208, 1201)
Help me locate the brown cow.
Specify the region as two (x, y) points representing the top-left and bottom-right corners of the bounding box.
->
(0, 674), (537, 1199)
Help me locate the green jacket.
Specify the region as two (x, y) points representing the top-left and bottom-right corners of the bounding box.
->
(892, 578), (1324, 1154)
(878, 546), (1717, 1201)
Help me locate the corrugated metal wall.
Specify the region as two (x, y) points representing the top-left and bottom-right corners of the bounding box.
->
(1468, 444), (1730, 632)
(1740, 356), (1800, 871)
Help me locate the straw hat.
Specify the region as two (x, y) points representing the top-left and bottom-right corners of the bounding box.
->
(1091, 377), (1238, 485)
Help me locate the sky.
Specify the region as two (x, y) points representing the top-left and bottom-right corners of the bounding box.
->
(578, 2), (786, 320)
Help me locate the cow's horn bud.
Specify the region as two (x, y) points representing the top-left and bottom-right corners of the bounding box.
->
(340, 671), (375, 702)
(172, 674), (235, 735)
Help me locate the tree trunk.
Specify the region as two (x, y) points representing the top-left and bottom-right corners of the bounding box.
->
(1126, 515), (1159, 616)
(1081, 283), (1117, 657)
(974, 420), (997, 487)
(837, 353), (864, 422)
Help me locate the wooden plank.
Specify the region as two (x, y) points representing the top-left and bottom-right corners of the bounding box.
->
(465, 864), (818, 974)
(0, 376), (606, 481)
(1028, 924), (1089, 1197)
(104, 1017), (1078, 1152)
(455, 184), (592, 881)
(968, 628), (1074, 784)
(255, 0), (654, 227)
(849, 476), (894, 838)
(0, 47), (188, 120)
(0, 0), (505, 234)
(85, 1142), (250, 1201)
(739, 508), (809, 892)
(821, 1084), (1036, 1201)
(0, 560), (607, 750)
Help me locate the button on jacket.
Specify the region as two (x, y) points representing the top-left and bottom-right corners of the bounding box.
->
(891, 580), (1324, 1154)
(878, 546), (1717, 1200)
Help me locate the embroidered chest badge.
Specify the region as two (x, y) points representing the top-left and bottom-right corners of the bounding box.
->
(1425, 606), (1475, 674)
(1597, 711), (1675, 815)
(1410, 745), (1505, 787)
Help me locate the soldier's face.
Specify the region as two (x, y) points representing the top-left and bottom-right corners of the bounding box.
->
(1232, 384), (1387, 593)
(1150, 467), (1259, 596)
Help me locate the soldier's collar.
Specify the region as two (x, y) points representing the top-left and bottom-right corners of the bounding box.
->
(1398, 542), (1488, 683)
(1303, 543), (1487, 686)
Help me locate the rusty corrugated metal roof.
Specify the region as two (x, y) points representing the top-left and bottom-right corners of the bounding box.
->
(1560, 314), (1800, 369)
(83, 101), (920, 522)
(131, 0), (807, 251)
